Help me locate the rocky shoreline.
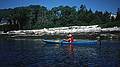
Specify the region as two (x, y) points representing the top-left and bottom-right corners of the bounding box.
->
(0, 25), (120, 40)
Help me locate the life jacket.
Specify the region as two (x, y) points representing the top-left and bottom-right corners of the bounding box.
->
(68, 35), (74, 42)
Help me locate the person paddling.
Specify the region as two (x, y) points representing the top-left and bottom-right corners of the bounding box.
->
(67, 33), (74, 51)
(67, 33), (74, 43)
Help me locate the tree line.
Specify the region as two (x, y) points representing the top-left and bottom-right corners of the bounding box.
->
(0, 5), (120, 31)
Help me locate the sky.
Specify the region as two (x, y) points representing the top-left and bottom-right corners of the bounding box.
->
(0, 0), (120, 13)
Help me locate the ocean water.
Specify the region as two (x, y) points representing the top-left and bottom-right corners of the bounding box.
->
(0, 39), (120, 67)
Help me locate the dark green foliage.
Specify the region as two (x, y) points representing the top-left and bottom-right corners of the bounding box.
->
(0, 5), (120, 31)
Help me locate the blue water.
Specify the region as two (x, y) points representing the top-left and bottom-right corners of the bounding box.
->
(0, 39), (120, 67)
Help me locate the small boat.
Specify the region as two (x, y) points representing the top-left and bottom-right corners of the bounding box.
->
(43, 40), (97, 46)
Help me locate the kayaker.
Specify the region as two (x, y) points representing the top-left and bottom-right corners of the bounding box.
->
(67, 33), (74, 43)
(67, 33), (74, 52)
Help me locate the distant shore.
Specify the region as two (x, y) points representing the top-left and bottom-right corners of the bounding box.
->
(0, 33), (120, 40)
(0, 25), (120, 40)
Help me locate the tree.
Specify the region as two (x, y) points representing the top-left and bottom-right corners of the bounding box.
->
(0, 5), (120, 31)
(116, 8), (120, 21)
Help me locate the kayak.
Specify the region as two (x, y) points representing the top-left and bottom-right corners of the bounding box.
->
(43, 40), (97, 46)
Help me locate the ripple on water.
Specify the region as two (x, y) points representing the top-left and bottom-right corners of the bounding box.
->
(0, 39), (120, 67)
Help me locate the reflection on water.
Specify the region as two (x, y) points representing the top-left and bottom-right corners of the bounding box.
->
(0, 39), (120, 67)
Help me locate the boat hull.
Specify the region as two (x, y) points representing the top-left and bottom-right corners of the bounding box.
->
(43, 40), (97, 46)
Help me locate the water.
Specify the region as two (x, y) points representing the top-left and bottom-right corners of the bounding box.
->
(0, 39), (120, 67)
